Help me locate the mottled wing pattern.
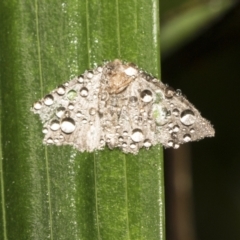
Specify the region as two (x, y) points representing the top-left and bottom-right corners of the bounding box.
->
(31, 59), (214, 154)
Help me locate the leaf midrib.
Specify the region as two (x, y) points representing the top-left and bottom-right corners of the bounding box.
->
(34, 1), (53, 239)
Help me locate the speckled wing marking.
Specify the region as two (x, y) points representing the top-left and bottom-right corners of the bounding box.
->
(31, 59), (215, 154)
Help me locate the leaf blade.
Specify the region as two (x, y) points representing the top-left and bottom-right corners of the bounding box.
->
(0, 0), (164, 239)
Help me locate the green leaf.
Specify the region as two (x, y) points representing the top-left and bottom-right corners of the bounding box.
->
(0, 0), (164, 239)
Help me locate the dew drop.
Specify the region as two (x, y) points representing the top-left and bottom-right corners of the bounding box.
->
(44, 95), (54, 106)
(131, 129), (144, 142)
(33, 101), (42, 110)
(67, 103), (74, 110)
(60, 118), (76, 133)
(190, 128), (195, 133)
(97, 67), (103, 72)
(152, 104), (169, 125)
(123, 131), (128, 136)
(155, 90), (164, 103)
(57, 85), (66, 95)
(56, 107), (65, 118)
(165, 87), (175, 98)
(130, 143), (136, 149)
(76, 111), (83, 117)
(173, 125), (180, 132)
(42, 128), (48, 134)
(50, 120), (60, 131)
(174, 143), (180, 149)
(82, 119), (88, 124)
(176, 89), (182, 96)
(100, 91), (109, 101)
(118, 136), (123, 142)
(80, 87), (89, 97)
(47, 138), (54, 144)
(67, 90), (77, 100)
(59, 134), (64, 140)
(124, 67), (137, 76)
(171, 132), (177, 139)
(86, 71), (94, 79)
(183, 134), (191, 142)
(180, 109), (195, 126)
(151, 78), (158, 82)
(129, 96), (138, 107)
(172, 108), (180, 116)
(168, 140), (174, 147)
(140, 89), (153, 103)
(143, 139), (151, 148)
(89, 107), (97, 115)
(78, 75), (84, 83)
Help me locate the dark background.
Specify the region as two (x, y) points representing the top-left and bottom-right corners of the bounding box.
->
(162, 2), (240, 240)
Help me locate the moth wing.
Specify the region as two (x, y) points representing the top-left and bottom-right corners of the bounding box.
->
(31, 68), (104, 152)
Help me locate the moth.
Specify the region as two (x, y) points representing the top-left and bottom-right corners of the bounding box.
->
(31, 59), (215, 154)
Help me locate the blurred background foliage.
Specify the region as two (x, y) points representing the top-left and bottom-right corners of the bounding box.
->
(160, 0), (240, 239)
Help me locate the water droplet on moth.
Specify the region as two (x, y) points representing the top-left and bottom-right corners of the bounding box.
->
(67, 90), (77, 100)
(50, 120), (60, 131)
(42, 128), (48, 134)
(44, 95), (54, 106)
(33, 101), (42, 110)
(68, 103), (74, 110)
(172, 108), (180, 116)
(129, 96), (138, 107)
(97, 67), (103, 72)
(76, 111), (83, 117)
(130, 143), (137, 149)
(31, 59), (214, 154)
(118, 136), (124, 142)
(183, 134), (191, 142)
(86, 71), (93, 79)
(168, 140), (174, 147)
(60, 118), (76, 133)
(152, 104), (169, 125)
(57, 85), (66, 95)
(46, 138), (54, 144)
(174, 143), (180, 149)
(100, 91), (109, 101)
(80, 87), (89, 97)
(143, 139), (151, 148)
(165, 87), (175, 98)
(176, 89), (182, 96)
(124, 67), (137, 76)
(89, 108), (97, 115)
(78, 75), (84, 83)
(82, 119), (88, 124)
(56, 107), (65, 118)
(123, 131), (128, 136)
(190, 128), (195, 133)
(173, 125), (180, 132)
(131, 129), (144, 142)
(180, 109), (195, 126)
(141, 89), (153, 103)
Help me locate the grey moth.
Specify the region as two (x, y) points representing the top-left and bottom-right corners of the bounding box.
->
(31, 59), (215, 154)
